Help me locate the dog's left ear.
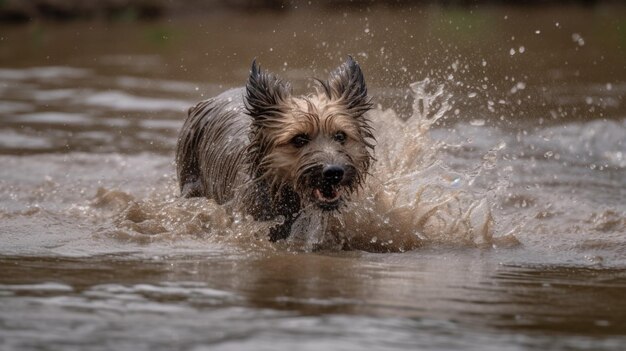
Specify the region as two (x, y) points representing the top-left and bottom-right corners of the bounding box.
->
(319, 56), (372, 118)
(245, 59), (291, 122)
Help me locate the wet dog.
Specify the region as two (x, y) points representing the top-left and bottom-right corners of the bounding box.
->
(176, 57), (374, 241)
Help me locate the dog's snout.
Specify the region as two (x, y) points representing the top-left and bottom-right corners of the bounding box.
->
(322, 165), (345, 185)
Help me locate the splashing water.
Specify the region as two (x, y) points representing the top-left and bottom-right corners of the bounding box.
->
(93, 79), (517, 252)
(340, 79), (515, 252)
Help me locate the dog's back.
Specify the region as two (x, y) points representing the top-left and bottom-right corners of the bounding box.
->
(176, 88), (250, 203)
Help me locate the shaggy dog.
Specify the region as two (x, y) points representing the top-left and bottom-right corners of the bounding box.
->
(176, 57), (374, 241)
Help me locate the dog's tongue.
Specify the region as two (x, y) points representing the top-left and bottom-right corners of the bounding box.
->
(314, 188), (340, 202)
(322, 188), (336, 198)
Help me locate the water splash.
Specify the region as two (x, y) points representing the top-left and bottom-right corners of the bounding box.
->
(287, 207), (342, 251)
(91, 79), (518, 252)
(338, 79), (517, 252)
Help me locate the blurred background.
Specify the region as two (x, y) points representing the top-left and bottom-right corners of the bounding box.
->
(0, 0), (622, 23)
(0, 0), (624, 154)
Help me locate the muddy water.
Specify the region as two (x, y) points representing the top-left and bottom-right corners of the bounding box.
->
(1, 5), (626, 350)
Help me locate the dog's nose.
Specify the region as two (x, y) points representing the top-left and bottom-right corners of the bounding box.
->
(322, 165), (344, 185)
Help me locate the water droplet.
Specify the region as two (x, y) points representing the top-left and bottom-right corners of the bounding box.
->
(572, 33), (585, 46)
(449, 177), (462, 188)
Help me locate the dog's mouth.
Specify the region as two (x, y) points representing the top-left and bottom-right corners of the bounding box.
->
(313, 186), (343, 210)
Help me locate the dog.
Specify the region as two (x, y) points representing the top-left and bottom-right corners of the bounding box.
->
(175, 56), (375, 242)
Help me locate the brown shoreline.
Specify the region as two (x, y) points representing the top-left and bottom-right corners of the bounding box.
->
(0, 0), (619, 23)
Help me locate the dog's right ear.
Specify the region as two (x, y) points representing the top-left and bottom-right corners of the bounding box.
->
(321, 56), (372, 118)
(245, 59), (291, 122)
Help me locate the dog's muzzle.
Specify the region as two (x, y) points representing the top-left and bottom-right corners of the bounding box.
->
(309, 164), (354, 211)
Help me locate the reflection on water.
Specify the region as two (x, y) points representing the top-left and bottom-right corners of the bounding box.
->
(0, 4), (625, 351)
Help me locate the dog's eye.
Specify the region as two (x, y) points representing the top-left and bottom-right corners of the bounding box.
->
(291, 134), (310, 148)
(333, 131), (347, 144)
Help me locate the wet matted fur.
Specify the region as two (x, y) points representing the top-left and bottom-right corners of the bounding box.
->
(176, 57), (375, 241)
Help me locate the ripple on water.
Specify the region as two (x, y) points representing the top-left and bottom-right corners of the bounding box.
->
(0, 67), (91, 80)
(10, 112), (94, 125)
(83, 91), (192, 112)
(0, 130), (53, 149)
(0, 282), (74, 293)
(0, 101), (33, 114)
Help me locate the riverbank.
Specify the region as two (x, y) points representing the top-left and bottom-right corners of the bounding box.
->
(0, 0), (620, 23)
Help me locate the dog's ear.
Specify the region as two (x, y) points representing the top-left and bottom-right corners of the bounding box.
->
(245, 59), (291, 122)
(320, 56), (372, 118)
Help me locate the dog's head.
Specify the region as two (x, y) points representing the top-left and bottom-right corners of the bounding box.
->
(245, 56), (375, 211)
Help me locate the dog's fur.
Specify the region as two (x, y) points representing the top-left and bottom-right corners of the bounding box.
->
(176, 57), (374, 241)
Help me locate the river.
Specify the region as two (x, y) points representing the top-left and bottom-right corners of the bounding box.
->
(1, 4), (625, 350)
